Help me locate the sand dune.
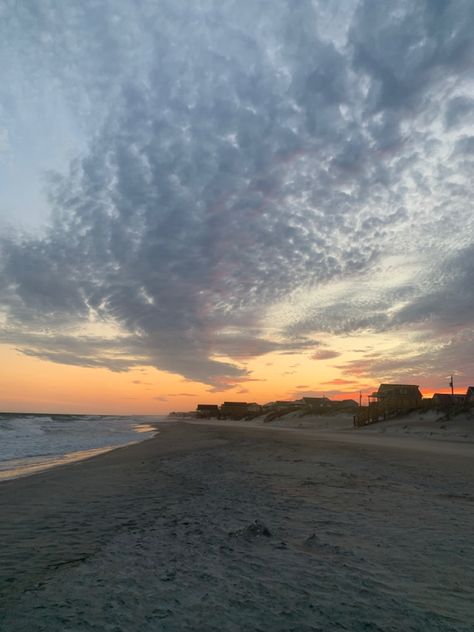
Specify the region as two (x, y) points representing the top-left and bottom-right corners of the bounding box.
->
(189, 409), (474, 456)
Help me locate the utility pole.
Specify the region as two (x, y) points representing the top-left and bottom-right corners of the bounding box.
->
(359, 391), (362, 407)
(449, 375), (454, 398)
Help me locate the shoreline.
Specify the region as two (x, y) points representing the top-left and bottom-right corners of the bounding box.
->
(0, 418), (165, 483)
(0, 423), (226, 607)
(2, 414), (473, 484)
(2, 421), (473, 629)
(0, 444), (133, 482)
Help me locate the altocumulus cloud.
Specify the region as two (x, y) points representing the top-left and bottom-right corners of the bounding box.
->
(1, 0), (474, 385)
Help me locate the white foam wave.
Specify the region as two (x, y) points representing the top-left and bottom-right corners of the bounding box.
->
(0, 414), (164, 478)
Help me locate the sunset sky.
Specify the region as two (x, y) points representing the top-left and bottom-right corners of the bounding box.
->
(1, 0), (474, 414)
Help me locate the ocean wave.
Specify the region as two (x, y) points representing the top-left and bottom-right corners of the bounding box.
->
(0, 414), (162, 474)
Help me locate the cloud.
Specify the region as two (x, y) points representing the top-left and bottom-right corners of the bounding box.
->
(445, 96), (474, 129)
(337, 329), (474, 392)
(321, 378), (354, 385)
(1, 0), (474, 389)
(206, 376), (266, 393)
(167, 393), (198, 398)
(0, 330), (147, 372)
(454, 136), (474, 156)
(312, 349), (341, 360)
(291, 390), (325, 399)
(318, 389), (363, 399)
(2, 0), (380, 384)
(212, 333), (317, 359)
(394, 245), (474, 332)
(350, 0), (474, 113)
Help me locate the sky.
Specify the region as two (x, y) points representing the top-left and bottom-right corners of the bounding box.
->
(1, 0), (474, 414)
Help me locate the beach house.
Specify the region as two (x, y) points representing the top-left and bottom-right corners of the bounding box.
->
(432, 393), (465, 409)
(465, 386), (474, 407)
(196, 404), (220, 419)
(219, 402), (251, 420)
(366, 384), (423, 421)
(331, 399), (359, 410)
(371, 384), (422, 408)
(303, 396), (332, 411)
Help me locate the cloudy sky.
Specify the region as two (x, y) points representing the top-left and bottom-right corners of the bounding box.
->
(1, 0), (474, 413)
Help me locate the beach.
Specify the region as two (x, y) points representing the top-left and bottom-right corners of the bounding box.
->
(1, 421), (474, 631)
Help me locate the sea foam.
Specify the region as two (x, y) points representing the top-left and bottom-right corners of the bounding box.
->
(0, 413), (161, 480)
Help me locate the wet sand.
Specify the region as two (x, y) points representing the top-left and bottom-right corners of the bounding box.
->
(1, 422), (473, 630)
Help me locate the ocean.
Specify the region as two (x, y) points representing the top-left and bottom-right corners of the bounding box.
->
(0, 412), (163, 481)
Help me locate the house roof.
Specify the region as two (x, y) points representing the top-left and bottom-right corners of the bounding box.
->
(303, 396), (330, 403)
(197, 404), (219, 410)
(374, 384), (421, 398)
(222, 402), (249, 407)
(378, 384), (420, 392)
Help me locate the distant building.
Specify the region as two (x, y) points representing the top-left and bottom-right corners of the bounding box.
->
(168, 411), (197, 418)
(247, 403), (263, 414)
(332, 399), (359, 409)
(220, 402), (251, 420)
(286, 399), (306, 408)
(303, 397), (331, 411)
(432, 394), (453, 409)
(268, 400), (306, 409)
(196, 404), (220, 419)
(371, 384), (422, 413)
(354, 384), (422, 426)
(432, 393), (465, 409)
(465, 387), (474, 406)
(262, 402), (276, 410)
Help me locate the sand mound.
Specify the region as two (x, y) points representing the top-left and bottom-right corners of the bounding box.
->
(228, 520), (272, 539)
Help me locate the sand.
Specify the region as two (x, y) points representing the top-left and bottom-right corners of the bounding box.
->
(191, 408), (474, 444)
(1, 421), (473, 631)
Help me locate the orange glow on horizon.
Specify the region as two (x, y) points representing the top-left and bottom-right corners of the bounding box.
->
(0, 343), (372, 414)
(0, 338), (459, 415)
